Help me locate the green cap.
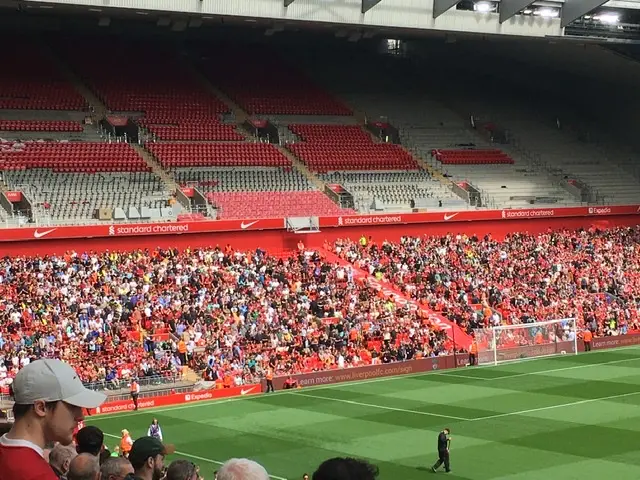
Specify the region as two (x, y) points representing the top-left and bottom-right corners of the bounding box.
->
(128, 436), (175, 469)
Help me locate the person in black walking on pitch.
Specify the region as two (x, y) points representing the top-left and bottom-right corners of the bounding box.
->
(432, 428), (452, 473)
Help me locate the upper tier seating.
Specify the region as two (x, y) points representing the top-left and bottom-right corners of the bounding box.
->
(139, 120), (243, 142)
(433, 149), (514, 165)
(320, 171), (466, 212)
(0, 120), (83, 132)
(0, 43), (85, 111)
(58, 43), (235, 141)
(4, 169), (168, 220)
(287, 124), (419, 172)
(0, 142), (150, 173)
(206, 191), (355, 219)
(147, 143), (291, 168)
(173, 167), (313, 193)
(198, 46), (351, 116)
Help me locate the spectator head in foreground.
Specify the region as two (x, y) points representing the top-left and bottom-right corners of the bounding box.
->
(9, 359), (106, 447)
(0, 359), (107, 480)
(217, 458), (269, 480)
(68, 452), (100, 480)
(312, 458), (379, 480)
(165, 459), (200, 480)
(49, 443), (78, 479)
(128, 435), (175, 480)
(76, 426), (105, 456)
(100, 456), (134, 480)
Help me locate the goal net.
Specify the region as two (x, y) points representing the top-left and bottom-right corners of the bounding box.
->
(473, 318), (578, 366)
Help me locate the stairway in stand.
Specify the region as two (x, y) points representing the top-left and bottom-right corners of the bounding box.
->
(182, 366), (201, 383)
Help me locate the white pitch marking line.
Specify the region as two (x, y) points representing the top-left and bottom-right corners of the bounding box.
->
(431, 352), (640, 383)
(102, 432), (288, 480)
(87, 347), (640, 422)
(294, 388), (640, 425)
(291, 392), (472, 421)
(468, 389), (640, 422)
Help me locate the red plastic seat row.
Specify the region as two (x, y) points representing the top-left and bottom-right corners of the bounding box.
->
(433, 149), (514, 165)
(289, 125), (375, 144)
(144, 125), (244, 141)
(206, 191), (355, 219)
(0, 120), (84, 132)
(288, 143), (419, 172)
(59, 45), (229, 122)
(147, 143), (291, 168)
(439, 157), (514, 165)
(0, 45), (86, 110)
(0, 143), (150, 172)
(200, 48), (351, 116)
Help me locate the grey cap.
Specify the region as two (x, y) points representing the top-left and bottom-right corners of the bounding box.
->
(12, 359), (106, 409)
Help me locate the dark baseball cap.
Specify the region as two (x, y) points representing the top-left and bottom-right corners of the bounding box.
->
(128, 436), (175, 469)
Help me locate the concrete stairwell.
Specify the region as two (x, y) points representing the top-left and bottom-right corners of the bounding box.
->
(182, 367), (201, 382)
(275, 146), (325, 191)
(131, 144), (178, 193)
(40, 45), (108, 121)
(408, 148), (454, 189)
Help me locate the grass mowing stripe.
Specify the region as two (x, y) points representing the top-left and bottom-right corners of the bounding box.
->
(297, 386), (640, 425)
(469, 389), (640, 422)
(101, 432), (289, 480)
(448, 354), (640, 382)
(291, 392), (472, 421)
(89, 348), (640, 422)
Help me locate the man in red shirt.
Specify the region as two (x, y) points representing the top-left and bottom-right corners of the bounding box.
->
(0, 359), (107, 480)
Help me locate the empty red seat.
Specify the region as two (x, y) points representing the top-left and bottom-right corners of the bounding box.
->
(199, 46), (351, 116)
(57, 41), (230, 138)
(147, 143), (291, 168)
(0, 43), (85, 110)
(287, 124), (420, 173)
(0, 142), (150, 173)
(432, 149), (514, 165)
(0, 120), (83, 132)
(207, 191), (355, 219)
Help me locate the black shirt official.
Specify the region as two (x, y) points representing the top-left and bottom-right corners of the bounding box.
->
(432, 428), (451, 473)
(437, 431), (449, 452)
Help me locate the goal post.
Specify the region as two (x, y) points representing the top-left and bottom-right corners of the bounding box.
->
(473, 318), (578, 366)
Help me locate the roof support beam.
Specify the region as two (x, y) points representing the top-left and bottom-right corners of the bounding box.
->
(362, 0), (383, 14)
(284, 0), (296, 7)
(499, 0), (535, 23)
(561, 0), (607, 27)
(433, 0), (461, 19)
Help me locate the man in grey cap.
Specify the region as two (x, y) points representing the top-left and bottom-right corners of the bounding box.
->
(0, 359), (106, 480)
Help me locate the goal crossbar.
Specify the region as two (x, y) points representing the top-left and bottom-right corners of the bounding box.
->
(474, 318), (578, 366)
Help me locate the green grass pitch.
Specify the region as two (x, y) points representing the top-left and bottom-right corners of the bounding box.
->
(89, 348), (640, 480)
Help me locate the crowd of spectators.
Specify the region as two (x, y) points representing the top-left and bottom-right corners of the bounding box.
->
(333, 227), (640, 337)
(0, 245), (452, 394)
(1, 225), (639, 393)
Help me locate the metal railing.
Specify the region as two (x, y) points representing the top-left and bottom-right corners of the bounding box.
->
(82, 372), (183, 394)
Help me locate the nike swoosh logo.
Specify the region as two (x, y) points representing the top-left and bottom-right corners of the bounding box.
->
(241, 387), (257, 395)
(240, 221), (259, 230)
(33, 228), (57, 239)
(443, 213), (459, 221)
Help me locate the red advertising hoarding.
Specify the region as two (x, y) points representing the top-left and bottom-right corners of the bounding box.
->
(0, 204), (637, 243)
(90, 384), (261, 416)
(4, 191), (22, 202)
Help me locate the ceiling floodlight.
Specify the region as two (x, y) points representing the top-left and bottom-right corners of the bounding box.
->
(475, 2), (492, 13)
(536, 8), (559, 17)
(596, 13), (619, 23)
